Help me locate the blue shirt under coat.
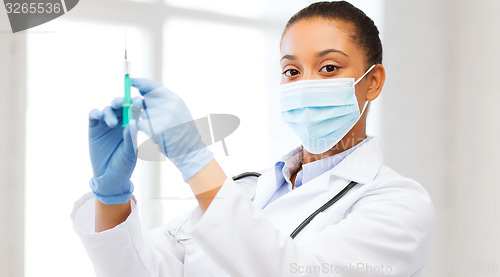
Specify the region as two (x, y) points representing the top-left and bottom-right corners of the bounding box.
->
(263, 137), (369, 208)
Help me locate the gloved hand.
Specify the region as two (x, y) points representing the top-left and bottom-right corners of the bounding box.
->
(88, 97), (139, 204)
(131, 78), (213, 181)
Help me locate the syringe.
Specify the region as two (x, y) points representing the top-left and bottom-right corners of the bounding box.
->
(122, 44), (132, 126)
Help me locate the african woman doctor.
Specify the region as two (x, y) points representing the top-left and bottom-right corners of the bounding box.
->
(72, 1), (434, 276)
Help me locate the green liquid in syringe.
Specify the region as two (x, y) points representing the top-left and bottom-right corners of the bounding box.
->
(122, 74), (132, 126)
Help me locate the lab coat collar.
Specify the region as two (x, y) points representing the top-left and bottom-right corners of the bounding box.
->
(253, 136), (383, 209)
(330, 136), (383, 184)
(274, 146), (302, 188)
(253, 146), (302, 209)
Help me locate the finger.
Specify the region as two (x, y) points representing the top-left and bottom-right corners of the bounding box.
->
(111, 97), (124, 110)
(131, 78), (162, 96)
(89, 109), (103, 127)
(102, 106), (119, 128)
(111, 97), (130, 122)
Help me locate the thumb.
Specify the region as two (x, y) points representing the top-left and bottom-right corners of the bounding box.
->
(123, 119), (139, 157)
(130, 96), (144, 120)
(131, 78), (162, 96)
(136, 116), (157, 138)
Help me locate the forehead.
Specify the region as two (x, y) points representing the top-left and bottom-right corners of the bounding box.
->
(281, 18), (361, 58)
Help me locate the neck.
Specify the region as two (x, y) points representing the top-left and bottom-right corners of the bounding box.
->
(302, 121), (367, 165)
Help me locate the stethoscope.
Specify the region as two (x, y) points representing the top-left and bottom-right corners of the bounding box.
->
(168, 172), (357, 244)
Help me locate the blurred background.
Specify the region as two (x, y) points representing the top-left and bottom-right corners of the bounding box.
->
(0, 0), (499, 276)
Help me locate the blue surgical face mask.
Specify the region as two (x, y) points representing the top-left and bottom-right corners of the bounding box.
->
(280, 64), (376, 154)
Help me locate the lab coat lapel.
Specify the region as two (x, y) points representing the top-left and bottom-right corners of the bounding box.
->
(252, 169), (281, 209)
(260, 170), (347, 236)
(257, 136), (384, 236)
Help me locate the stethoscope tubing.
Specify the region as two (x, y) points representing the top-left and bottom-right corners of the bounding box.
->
(168, 175), (357, 243)
(290, 181), (357, 238)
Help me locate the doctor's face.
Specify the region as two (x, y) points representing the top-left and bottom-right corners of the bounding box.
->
(279, 18), (372, 98)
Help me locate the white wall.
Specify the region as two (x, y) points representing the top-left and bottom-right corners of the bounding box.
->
(383, 1), (500, 276)
(0, 10), (26, 277)
(449, 0), (500, 273)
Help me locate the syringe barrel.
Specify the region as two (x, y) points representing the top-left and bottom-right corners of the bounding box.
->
(123, 60), (131, 75)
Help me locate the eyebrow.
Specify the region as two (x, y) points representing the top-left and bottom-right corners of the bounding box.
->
(280, 48), (348, 62)
(280, 54), (296, 62)
(316, 48), (348, 58)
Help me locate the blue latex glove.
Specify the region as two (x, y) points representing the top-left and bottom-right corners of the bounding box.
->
(88, 97), (139, 204)
(131, 78), (213, 181)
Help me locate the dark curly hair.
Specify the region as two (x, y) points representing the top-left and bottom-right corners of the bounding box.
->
(282, 1), (383, 66)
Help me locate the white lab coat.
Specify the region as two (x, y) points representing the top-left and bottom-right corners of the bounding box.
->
(72, 137), (435, 276)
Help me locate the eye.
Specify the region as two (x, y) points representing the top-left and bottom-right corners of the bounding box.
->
(282, 68), (300, 77)
(320, 64), (339, 73)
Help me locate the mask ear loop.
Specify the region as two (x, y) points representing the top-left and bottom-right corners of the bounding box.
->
(354, 64), (376, 117)
(354, 64), (376, 86)
(360, 99), (369, 117)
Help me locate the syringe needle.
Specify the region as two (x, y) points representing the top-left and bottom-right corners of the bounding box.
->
(124, 28), (128, 59)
